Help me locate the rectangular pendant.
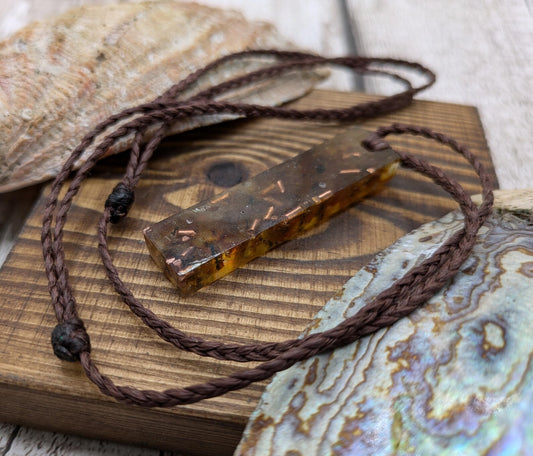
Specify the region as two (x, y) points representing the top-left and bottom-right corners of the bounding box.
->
(143, 127), (399, 296)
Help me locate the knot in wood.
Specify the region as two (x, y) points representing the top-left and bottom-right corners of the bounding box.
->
(51, 317), (91, 362)
(105, 183), (135, 223)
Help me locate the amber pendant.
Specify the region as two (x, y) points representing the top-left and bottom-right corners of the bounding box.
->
(144, 127), (399, 296)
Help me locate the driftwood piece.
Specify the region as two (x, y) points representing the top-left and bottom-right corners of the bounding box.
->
(237, 189), (533, 455)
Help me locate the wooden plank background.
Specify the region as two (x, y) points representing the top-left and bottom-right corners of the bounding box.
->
(0, 0), (530, 455)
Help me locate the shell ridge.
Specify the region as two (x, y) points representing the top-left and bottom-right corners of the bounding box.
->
(0, 1), (325, 192)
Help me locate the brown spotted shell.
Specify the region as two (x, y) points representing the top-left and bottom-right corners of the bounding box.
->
(0, 1), (325, 192)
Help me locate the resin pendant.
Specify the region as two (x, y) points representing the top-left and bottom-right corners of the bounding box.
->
(144, 127), (399, 296)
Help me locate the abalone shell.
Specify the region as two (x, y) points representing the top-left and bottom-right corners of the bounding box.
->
(237, 189), (533, 455)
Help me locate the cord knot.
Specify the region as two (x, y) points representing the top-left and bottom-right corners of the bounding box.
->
(51, 317), (91, 362)
(105, 183), (135, 223)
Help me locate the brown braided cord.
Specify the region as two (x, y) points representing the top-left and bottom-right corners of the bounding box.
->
(42, 50), (433, 332)
(41, 50), (495, 407)
(81, 125), (493, 407)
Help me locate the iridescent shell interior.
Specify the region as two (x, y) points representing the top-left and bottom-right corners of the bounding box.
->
(237, 189), (533, 456)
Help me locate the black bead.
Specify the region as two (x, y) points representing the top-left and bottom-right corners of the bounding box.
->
(51, 318), (91, 362)
(105, 183), (135, 223)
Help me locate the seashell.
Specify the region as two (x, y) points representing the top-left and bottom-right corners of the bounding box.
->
(0, 1), (326, 193)
(237, 189), (533, 456)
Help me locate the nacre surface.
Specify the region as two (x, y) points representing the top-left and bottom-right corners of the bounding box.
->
(237, 189), (533, 456)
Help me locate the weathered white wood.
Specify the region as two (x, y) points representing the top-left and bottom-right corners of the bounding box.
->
(0, 424), (18, 453)
(4, 427), (163, 456)
(0, 186), (42, 266)
(346, 0), (533, 190)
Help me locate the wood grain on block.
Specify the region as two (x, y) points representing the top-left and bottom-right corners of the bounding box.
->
(0, 90), (497, 455)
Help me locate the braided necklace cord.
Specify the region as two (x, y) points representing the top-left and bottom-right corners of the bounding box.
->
(42, 50), (494, 407)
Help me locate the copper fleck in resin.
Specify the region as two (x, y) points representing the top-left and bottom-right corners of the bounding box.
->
(144, 127), (399, 295)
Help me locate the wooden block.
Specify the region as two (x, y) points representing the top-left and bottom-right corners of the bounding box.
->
(0, 90), (498, 455)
